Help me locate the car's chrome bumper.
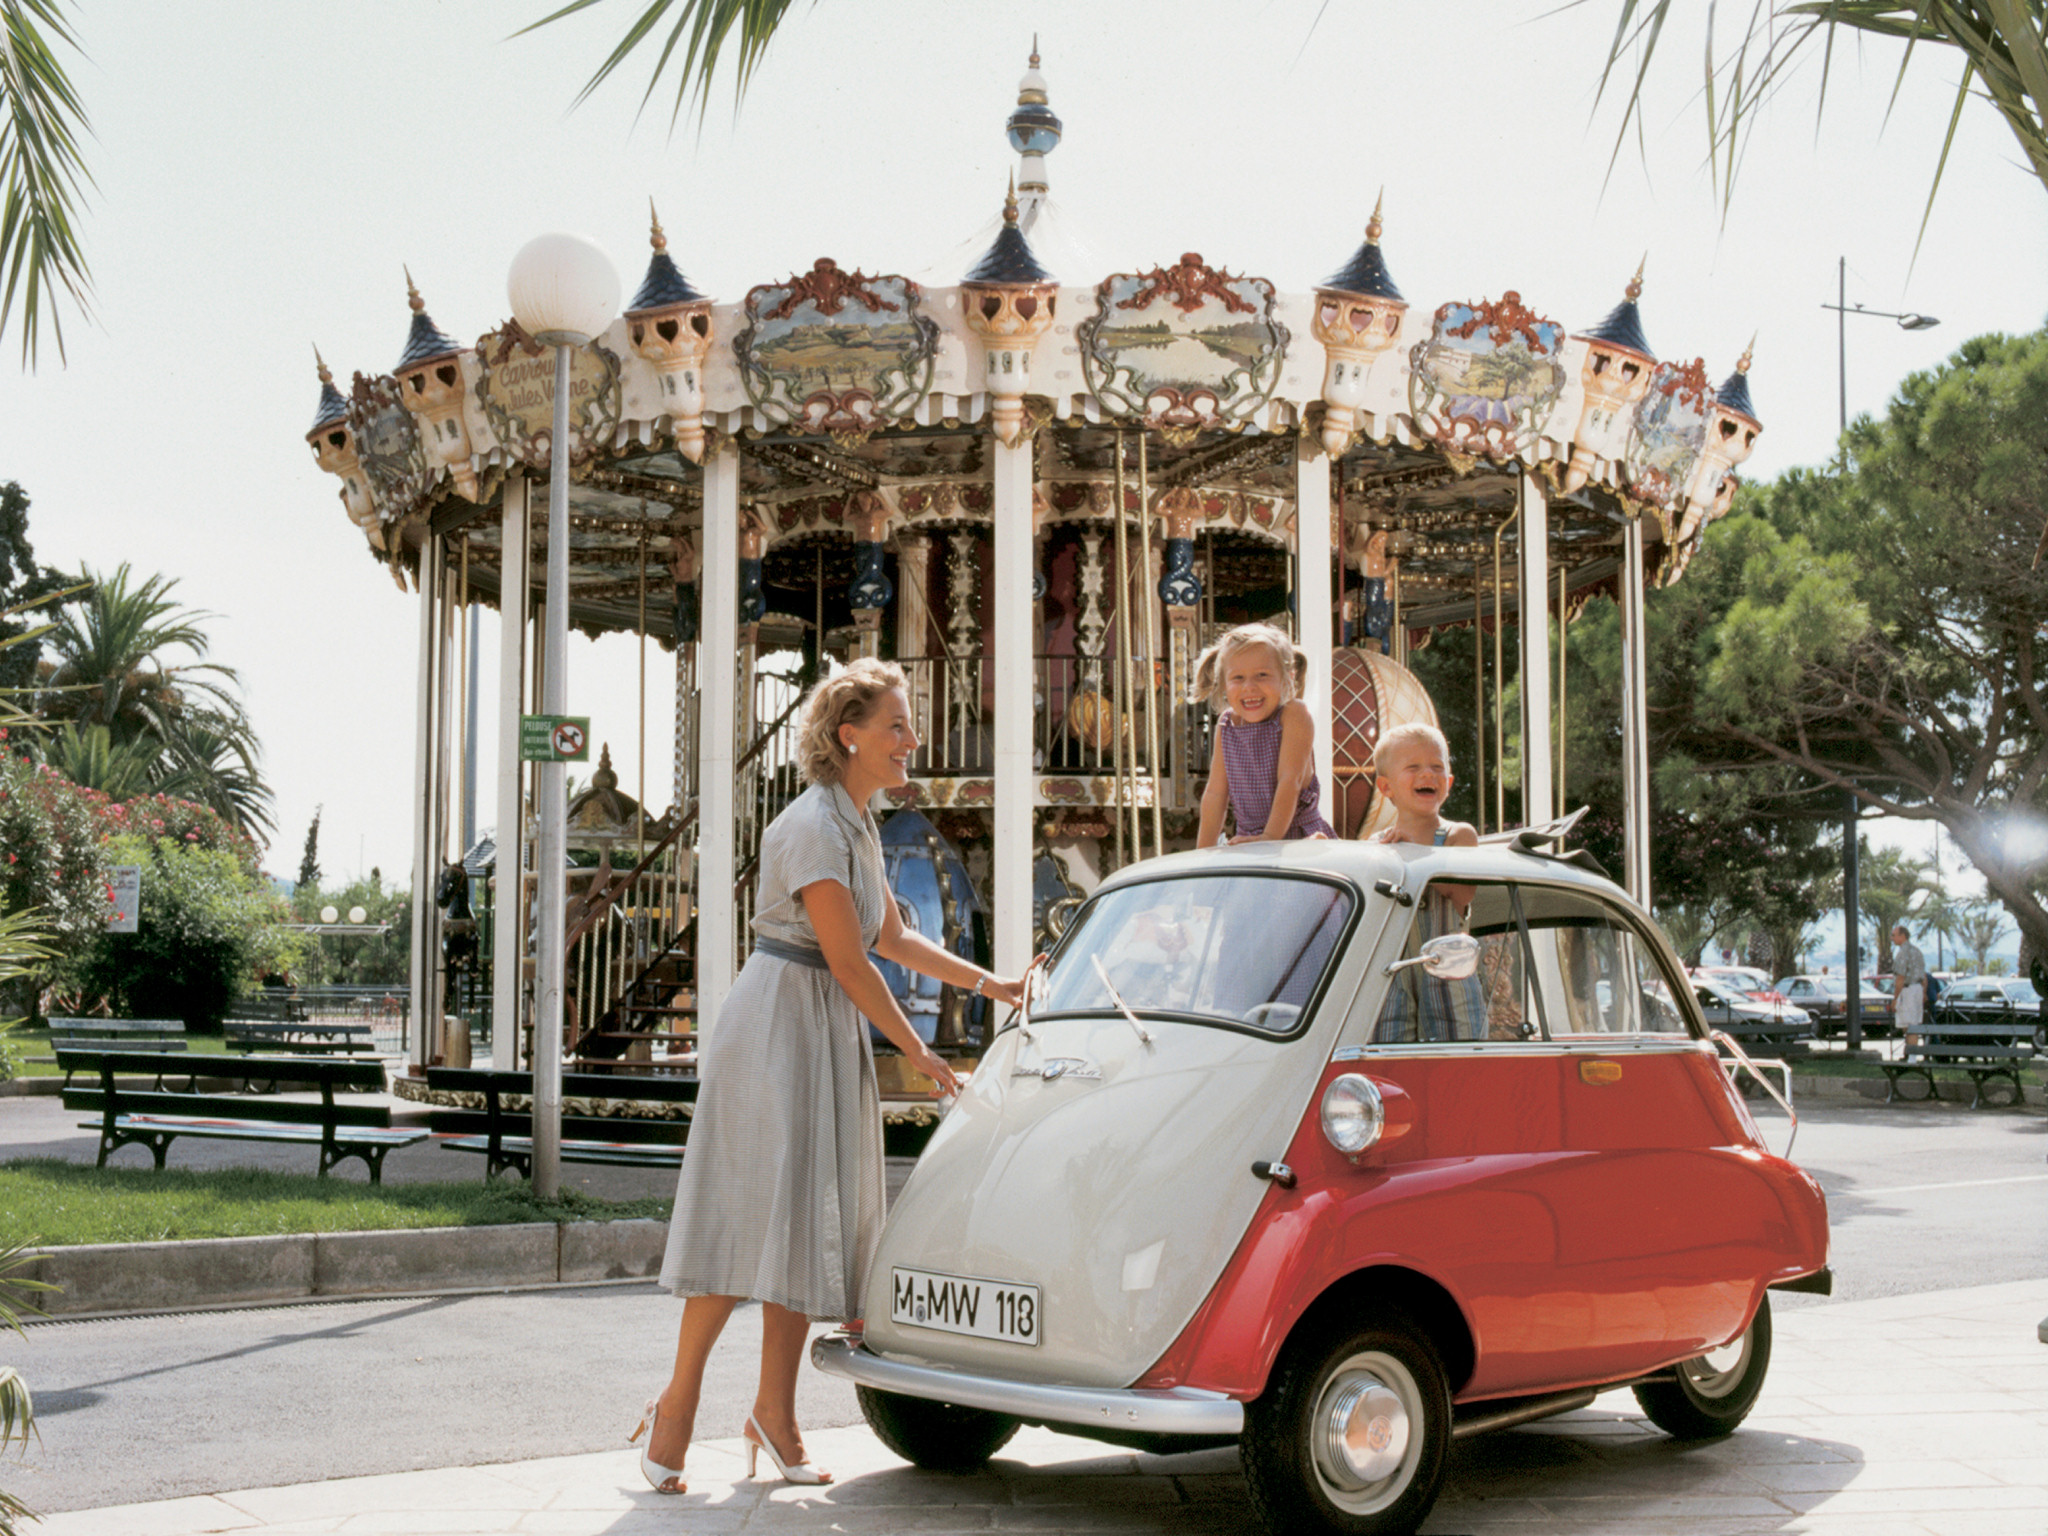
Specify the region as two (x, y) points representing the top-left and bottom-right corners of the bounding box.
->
(810, 1334), (1245, 1437)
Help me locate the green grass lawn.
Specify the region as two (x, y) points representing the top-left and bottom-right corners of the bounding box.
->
(0, 1158), (669, 1247)
(4, 1025), (237, 1077)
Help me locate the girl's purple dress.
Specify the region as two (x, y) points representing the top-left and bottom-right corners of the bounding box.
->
(1218, 708), (1336, 840)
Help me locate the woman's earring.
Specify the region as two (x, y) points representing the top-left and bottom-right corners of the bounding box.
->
(847, 743), (858, 755)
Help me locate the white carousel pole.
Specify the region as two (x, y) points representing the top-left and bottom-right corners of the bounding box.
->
(508, 234), (619, 1201)
(991, 433), (1034, 977)
(1517, 471), (1554, 827)
(1295, 440), (1335, 829)
(695, 442), (741, 1036)
(1620, 516), (1653, 905)
(492, 473), (531, 1069)
(407, 533), (443, 1070)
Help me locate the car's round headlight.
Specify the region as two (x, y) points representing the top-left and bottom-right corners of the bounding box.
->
(1320, 1073), (1385, 1155)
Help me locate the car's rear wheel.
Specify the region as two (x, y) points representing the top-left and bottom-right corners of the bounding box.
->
(856, 1385), (1019, 1470)
(1242, 1307), (1451, 1536)
(1632, 1294), (1772, 1439)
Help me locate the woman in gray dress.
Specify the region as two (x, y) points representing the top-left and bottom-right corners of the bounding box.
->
(633, 659), (1025, 1492)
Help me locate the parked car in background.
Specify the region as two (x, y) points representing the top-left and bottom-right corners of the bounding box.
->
(1774, 974), (1893, 1038)
(821, 839), (1830, 1536)
(1695, 965), (1788, 1005)
(1689, 974), (1812, 1045)
(1931, 975), (2047, 1048)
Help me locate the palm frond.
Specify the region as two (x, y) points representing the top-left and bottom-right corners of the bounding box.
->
(519, 0), (808, 128)
(0, 0), (94, 369)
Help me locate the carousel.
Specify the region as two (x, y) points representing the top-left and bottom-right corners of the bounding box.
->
(303, 49), (1760, 1123)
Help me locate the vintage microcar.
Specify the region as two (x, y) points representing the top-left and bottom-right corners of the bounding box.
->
(814, 835), (1831, 1536)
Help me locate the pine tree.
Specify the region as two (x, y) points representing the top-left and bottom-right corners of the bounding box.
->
(298, 806), (322, 889)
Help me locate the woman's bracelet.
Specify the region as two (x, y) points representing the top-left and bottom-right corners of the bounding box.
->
(972, 973), (989, 998)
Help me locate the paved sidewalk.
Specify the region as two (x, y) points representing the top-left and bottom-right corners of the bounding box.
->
(32, 1279), (2047, 1536)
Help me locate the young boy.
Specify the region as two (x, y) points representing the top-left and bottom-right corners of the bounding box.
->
(1370, 723), (1483, 1041)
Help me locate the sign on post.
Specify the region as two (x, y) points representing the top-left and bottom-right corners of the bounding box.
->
(106, 865), (141, 933)
(519, 714), (591, 763)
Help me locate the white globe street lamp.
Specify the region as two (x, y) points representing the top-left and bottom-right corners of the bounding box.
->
(508, 232), (620, 1199)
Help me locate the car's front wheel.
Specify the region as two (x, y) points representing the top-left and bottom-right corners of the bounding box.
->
(1242, 1307), (1451, 1536)
(856, 1385), (1019, 1470)
(1632, 1294), (1772, 1438)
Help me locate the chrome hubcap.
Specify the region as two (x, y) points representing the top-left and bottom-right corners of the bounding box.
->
(1682, 1323), (1754, 1398)
(1310, 1352), (1420, 1512)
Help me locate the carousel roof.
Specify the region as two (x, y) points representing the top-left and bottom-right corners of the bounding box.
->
(1577, 263), (1654, 359)
(309, 350), (347, 433)
(394, 274), (462, 370)
(303, 46), (1762, 644)
(1717, 343), (1759, 424)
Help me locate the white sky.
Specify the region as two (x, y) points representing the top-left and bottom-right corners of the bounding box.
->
(1, 1), (2041, 897)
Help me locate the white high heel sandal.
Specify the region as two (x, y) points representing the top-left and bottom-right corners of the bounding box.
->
(745, 1411), (832, 1485)
(629, 1397), (687, 1495)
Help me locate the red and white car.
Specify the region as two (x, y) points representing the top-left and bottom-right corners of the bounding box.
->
(816, 838), (1830, 1536)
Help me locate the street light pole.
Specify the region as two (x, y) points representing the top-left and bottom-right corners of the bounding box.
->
(507, 233), (620, 1199)
(1820, 256), (1937, 1052)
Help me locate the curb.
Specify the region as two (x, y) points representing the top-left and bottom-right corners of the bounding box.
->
(4, 1218), (669, 1320)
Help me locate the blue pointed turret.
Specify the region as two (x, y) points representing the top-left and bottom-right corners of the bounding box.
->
(1716, 340), (1759, 423)
(1578, 262), (1654, 359)
(309, 348), (347, 433)
(964, 182), (1056, 285)
(395, 270), (461, 371)
(627, 205), (709, 313)
(1319, 194), (1402, 301)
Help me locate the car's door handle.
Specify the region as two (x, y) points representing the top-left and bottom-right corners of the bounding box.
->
(1251, 1160), (1297, 1188)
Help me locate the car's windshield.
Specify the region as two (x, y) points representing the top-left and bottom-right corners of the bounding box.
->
(1035, 874), (1353, 1036)
(2001, 980), (2040, 1003)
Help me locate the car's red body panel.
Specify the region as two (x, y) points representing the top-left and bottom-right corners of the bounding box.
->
(1138, 1047), (1829, 1403)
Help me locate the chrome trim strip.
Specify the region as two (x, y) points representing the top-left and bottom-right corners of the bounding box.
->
(810, 1335), (1245, 1437)
(1334, 1037), (1713, 1061)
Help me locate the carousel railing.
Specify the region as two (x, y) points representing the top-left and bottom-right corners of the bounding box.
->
(895, 654), (1171, 778)
(733, 671), (809, 970)
(566, 816), (694, 1064)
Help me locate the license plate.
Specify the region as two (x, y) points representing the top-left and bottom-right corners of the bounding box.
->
(890, 1266), (1040, 1347)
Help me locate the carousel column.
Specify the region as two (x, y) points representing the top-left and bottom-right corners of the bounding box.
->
(848, 491), (891, 661)
(1518, 471), (1554, 826)
(895, 532), (933, 747)
(991, 437), (1034, 976)
(1619, 517), (1652, 905)
(408, 531), (446, 1070)
(1294, 442), (1335, 829)
(696, 445), (741, 1037)
(491, 476), (531, 1069)
(1157, 491), (1202, 811)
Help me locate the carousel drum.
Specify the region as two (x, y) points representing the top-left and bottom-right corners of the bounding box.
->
(1329, 646), (1440, 840)
(1064, 687), (1128, 752)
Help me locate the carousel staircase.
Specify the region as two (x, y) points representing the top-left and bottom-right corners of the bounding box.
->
(564, 684), (808, 1073)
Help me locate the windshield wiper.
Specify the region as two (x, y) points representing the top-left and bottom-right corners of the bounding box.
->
(1091, 955), (1156, 1046)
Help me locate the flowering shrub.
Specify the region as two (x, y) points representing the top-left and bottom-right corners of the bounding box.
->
(67, 832), (302, 1033)
(0, 751), (112, 947)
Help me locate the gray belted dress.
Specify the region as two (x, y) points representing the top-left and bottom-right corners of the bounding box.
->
(658, 780), (887, 1321)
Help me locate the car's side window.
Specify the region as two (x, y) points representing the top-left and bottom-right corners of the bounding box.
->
(1373, 880), (1532, 1044)
(1516, 884), (1686, 1036)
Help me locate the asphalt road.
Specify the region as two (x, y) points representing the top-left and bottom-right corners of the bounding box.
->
(8, 1100), (2046, 1513)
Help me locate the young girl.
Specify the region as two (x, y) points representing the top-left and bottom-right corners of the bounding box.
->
(1371, 722), (1484, 1040)
(1195, 622), (1336, 847)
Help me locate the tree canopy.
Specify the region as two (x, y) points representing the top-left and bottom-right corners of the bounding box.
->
(1682, 325), (2048, 959)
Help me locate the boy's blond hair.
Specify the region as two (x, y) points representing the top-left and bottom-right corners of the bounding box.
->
(1372, 721), (1452, 776)
(1190, 622), (1309, 709)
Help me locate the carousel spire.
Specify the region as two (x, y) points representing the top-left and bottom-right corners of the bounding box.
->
(963, 174), (1055, 285)
(625, 199), (716, 463)
(1716, 336), (1759, 424)
(309, 345), (347, 433)
(627, 200), (709, 311)
(1318, 191), (1403, 302)
(1007, 40), (1062, 205)
(1577, 258), (1654, 360)
(394, 268), (461, 371)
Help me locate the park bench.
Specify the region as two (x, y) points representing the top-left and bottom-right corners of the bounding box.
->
(32, 1019), (188, 1087)
(1878, 1021), (2038, 1109)
(424, 1066), (697, 1180)
(225, 1021), (379, 1056)
(225, 992), (307, 1025)
(60, 1050), (425, 1182)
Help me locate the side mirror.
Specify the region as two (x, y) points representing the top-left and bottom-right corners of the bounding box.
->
(1386, 932), (1481, 981)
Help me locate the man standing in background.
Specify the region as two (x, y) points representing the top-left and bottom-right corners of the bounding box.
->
(1892, 923), (1927, 1058)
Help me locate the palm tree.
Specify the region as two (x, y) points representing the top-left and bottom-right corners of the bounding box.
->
(533, 3), (2048, 229)
(36, 563), (274, 839)
(1585, 2), (2048, 246)
(1953, 901), (2009, 971)
(0, 0), (93, 367)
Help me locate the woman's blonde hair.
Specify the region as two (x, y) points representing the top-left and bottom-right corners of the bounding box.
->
(1191, 622), (1308, 709)
(798, 658), (909, 785)
(1372, 721), (1452, 775)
